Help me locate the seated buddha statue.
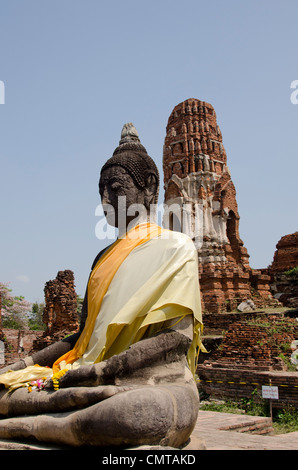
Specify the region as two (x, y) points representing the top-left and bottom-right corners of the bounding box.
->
(0, 123), (203, 448)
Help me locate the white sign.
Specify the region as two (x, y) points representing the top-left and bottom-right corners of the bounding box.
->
(262, 385), (279, 400)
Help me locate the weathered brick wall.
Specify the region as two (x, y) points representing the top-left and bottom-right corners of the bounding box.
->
(197, 366), (298, 409)
(198, 314), (298, 408)
(212, 316), (298, 369)
(0, 328), (43, 368)
(202, 311), (289, 333)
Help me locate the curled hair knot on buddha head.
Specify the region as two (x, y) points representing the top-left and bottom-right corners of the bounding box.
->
(100, 123), (160, 206)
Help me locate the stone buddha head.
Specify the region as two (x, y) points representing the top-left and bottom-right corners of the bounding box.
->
(99, 123), (159, 231)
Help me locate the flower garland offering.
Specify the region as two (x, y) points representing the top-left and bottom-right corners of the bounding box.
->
(26, 377), (48, 393)
(25, 369), (67, 392)
(51, 369), (67, 391)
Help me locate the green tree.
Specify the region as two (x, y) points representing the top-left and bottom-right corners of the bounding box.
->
(28, 302), (46, 330)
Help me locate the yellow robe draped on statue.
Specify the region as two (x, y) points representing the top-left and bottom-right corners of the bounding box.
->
(0, 223), (203, 390)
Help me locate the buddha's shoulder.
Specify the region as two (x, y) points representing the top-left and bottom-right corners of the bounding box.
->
(158, 229), (196, 253)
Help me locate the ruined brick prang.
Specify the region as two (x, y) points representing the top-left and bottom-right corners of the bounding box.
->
(43, 270), (79, 335)
(269, 232), (298, 307)
(163, 98), (273, 313)
(32, 270), (79, 352)
(270, 232), (298, 274)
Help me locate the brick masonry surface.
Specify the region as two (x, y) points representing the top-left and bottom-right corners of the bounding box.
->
(198, 313), (298, 408)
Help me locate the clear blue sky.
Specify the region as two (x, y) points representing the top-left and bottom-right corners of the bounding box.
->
(0, 0), (297, 303)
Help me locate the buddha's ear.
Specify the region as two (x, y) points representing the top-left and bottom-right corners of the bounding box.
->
(144, 173), (158, 209)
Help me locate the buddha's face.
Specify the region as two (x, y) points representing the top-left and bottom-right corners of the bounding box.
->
(99, 166), (147, 229)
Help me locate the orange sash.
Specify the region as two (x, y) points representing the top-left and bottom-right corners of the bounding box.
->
(52, 223), (163, 373)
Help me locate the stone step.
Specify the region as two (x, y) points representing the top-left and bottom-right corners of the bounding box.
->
(219, 417), (273, 435)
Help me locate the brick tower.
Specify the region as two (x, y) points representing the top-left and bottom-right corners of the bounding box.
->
(163, 98), (272, 313)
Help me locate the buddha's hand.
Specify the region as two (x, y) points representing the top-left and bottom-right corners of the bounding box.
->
(45, 362), (106, 390)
